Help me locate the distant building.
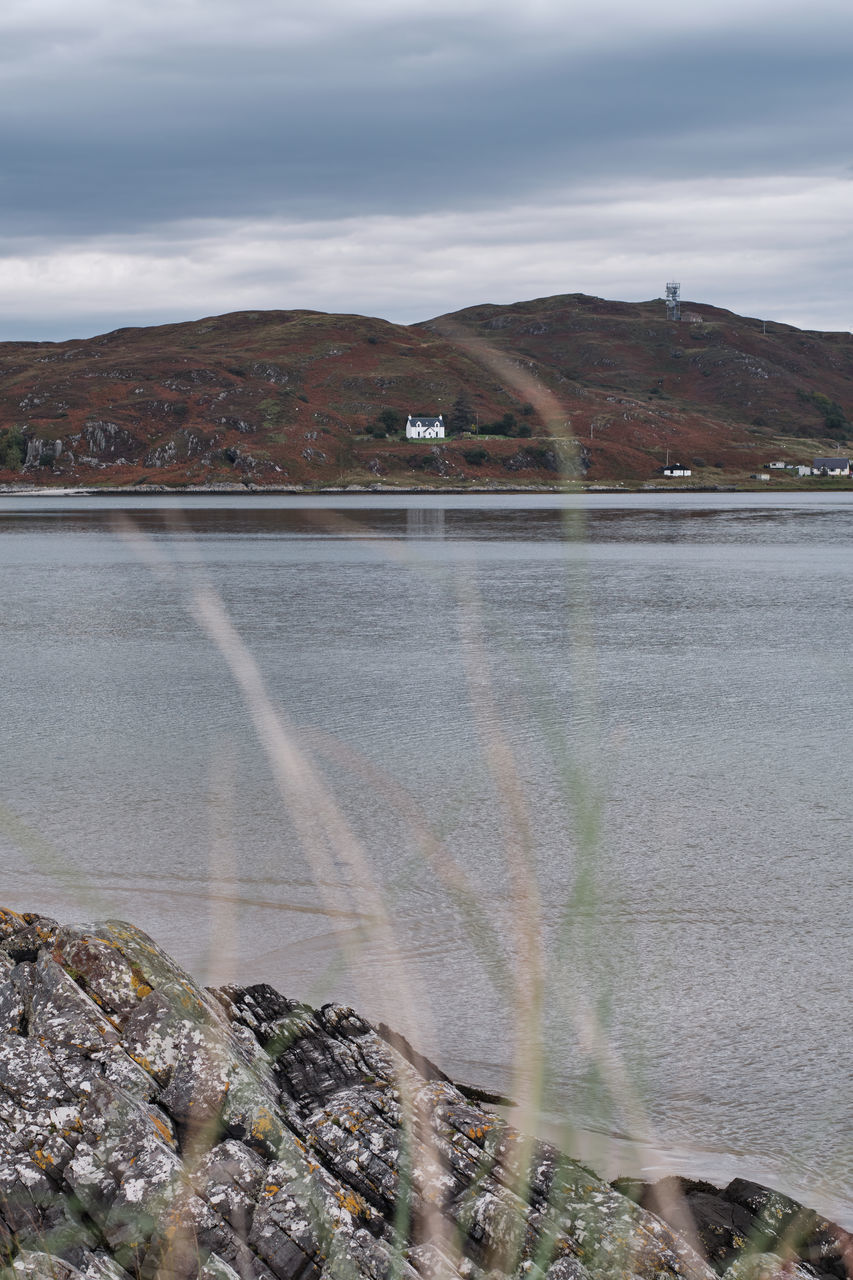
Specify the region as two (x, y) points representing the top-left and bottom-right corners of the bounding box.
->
(765, 461), (787, 469)
(406, 415), (445, 440)
(796, 465), (813, 477)
(662, 464), (691, 477)
(812, 457), (850, 476)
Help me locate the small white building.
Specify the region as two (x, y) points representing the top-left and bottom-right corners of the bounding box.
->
(765, 461), (787, 469)
(796, 465), (813, 477)
(406, 414), (445, 440)
(662, 465), (691, 477)
(812, 456), (850, 476)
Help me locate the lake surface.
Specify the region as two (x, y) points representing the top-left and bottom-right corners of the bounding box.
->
(1, 491), (851, 1226)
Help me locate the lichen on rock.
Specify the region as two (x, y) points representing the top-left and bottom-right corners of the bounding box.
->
(0, 912), (847, 1280)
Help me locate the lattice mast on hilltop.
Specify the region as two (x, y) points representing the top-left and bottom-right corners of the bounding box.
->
(665, 281), (681, 321)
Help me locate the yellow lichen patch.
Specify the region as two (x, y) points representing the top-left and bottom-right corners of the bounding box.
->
(250, 1107), (278, 1139)
(130, 970), (153, 1000)
(467, 1124), (492, 1141)
(148, 1112), (175, 1145)
(264, 1183), (281, 1197)
(32, 1149), (54, 1170)
(128, 1051), (158, 1078)
(335, 1187), (370, 1218)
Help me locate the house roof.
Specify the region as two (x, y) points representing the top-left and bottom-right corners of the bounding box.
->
(813, 457), (849, 467)
(407, 414), (443, 424)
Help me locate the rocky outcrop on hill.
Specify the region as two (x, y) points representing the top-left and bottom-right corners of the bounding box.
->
(0, 909), (848, 1280)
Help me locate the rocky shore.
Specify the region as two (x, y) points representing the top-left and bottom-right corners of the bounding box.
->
(0, 909), (848, 1280)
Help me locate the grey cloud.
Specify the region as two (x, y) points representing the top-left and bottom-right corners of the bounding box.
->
(2, 6), (852, 340)
(1, 20), (851, 239)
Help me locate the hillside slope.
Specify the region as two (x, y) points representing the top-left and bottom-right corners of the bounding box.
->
(0, 296), (851, 487)
(422, 295), (853, 481)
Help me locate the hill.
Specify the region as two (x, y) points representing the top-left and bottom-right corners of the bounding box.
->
(0, 296), (851, 487)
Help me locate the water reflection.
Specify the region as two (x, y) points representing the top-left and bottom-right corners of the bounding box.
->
(406, 507), (446, 539)
(1, 492), (852, 546)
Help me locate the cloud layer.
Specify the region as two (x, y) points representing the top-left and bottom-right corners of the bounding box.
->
(1, 0), (851, 338)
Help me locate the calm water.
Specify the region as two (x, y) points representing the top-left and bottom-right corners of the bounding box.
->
(1, 492), (851, 1224)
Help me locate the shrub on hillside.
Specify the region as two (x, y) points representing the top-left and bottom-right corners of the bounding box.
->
(798, 389), (849, 437)
(375, 408), (404, 435)
(406, 452), (441, 472)
(462, 447), (488, 466)
(0, 428), (25, 471)
(449, 392), (474, 434)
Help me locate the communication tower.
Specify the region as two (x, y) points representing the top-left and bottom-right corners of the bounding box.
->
(665, 281), (681, 321)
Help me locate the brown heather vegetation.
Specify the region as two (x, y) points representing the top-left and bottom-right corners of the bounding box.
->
(0, 294), (851, 487)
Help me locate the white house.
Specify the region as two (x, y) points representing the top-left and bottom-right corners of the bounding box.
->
(812, 457), (850, 476)
(796, 465), (813, 477)
(406, 414), (445, 440)
(662, 465), (691, 477)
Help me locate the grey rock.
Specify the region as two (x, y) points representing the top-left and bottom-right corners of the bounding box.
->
(0, 910), (845, 1280)
(27, 957), (120, 1053)
(4, 1249), (85, 1280)
(197, 1257), (243, 1280)
(0, 971), (26, 1037)
(0, 915), (27, 945)
(720, 1253), (815, 1280)
(677, 1193), (754, 1269)
(4, 921), (58, 965)
(631, 1176), (852, 1280)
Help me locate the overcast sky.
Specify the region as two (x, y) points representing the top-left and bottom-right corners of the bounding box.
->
(1, 0), (851, 339)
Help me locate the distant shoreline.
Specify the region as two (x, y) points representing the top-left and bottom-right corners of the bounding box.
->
(3, 481), (853, 497)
